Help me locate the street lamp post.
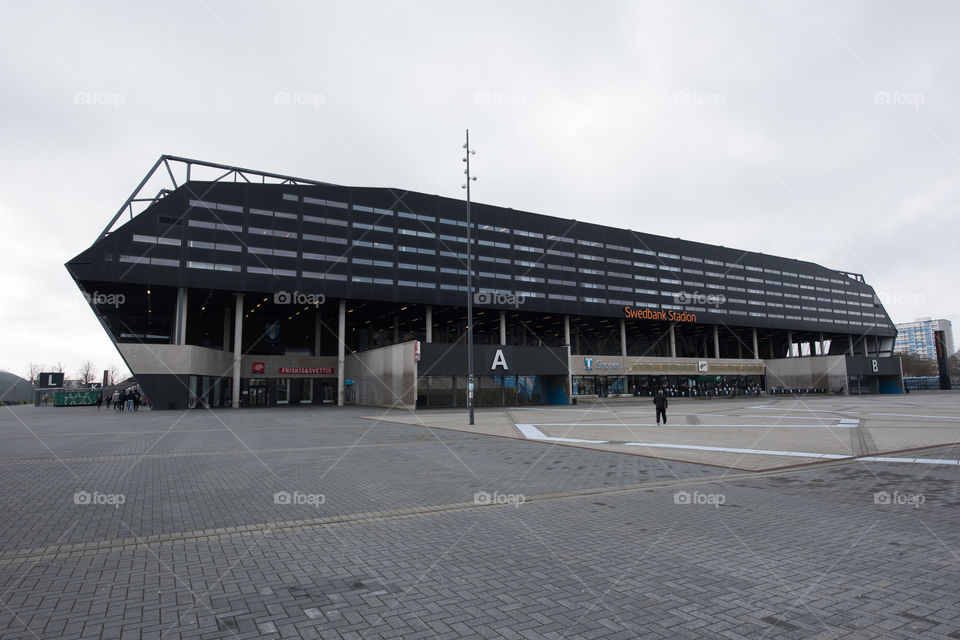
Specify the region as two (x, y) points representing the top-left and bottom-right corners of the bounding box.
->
(462, 130), (476, 425)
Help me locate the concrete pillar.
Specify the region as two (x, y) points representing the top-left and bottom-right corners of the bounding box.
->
(338, 300), (346, 406)
(713, 326), (720, 359)
(620, 318), (627, 357)
(819, 333), (825, 357)
(848, 335), (854, 356)
(752, 328), (759, 360)
(787, 331), (793, 358)
(231, 293), (243, 409)
(669, 324), (677, 358)
(862, 336), (869, 357)
(393, 316), (400, 344)
(737, 340), (742, 359)
(314, 311), (322, 356)
(768, 337), (774, 358)
(175, 287), (188, 345)
(500, 310), (506, 346)
(574, 326), (580, 354)
(563, 315), (570, 347)
(222, 308), (231, 352)
(425, 306), (432, 343)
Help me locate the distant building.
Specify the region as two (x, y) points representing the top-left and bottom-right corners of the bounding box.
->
(894, 318), (954, 360)
(0, 371), (34, 404)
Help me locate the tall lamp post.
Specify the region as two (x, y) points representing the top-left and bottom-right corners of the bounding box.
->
(462, 130), (477, 425)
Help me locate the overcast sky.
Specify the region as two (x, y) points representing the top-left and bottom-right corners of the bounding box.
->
(1, 1), (958, 380)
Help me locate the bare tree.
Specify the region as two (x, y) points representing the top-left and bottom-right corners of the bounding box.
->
(25, 362), (44, 384)
(107, 365), (123, 387)
(54, 361), (64, 373)
(895, 351), (937, 377)
(76, 361), (97, 387)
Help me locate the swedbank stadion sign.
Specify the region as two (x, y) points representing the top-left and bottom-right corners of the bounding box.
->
(623, 306), (697, 323)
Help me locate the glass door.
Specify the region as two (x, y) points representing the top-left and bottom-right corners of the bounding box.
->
(276, 379), (290, 405)
(300, 379), (313, 404)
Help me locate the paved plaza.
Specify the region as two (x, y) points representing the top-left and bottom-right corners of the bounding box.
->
(0, 394), (959, 639)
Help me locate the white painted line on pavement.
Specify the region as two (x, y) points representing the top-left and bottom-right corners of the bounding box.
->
(869, 413), (960, 420)
(858, 456), (960, 466)
(513, 422), (960, 465)
(524, 422), (858, 429)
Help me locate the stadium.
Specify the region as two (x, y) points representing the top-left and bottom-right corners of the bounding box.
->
(66, 156), (902, 410)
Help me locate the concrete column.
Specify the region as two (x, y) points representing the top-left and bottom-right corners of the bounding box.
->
(768, 337), (774, 358)
(737, 340), (742, 359)
(425, 306), (432, 343)
(500, 310), (506, 346)
(787, 331), (793, 357)
(862, 336), (869, 357)
(175, 287), (188, 345)
(574, 326), (580, 354)
(620, 318), (627, 357)
(314, 311), (322, 356)
(563, 315), (570, 347)
(819, 333), (825, 357)
(393, 316), (400, 344)
(713, 326), (720, 359)
(338, 300), (346, 406)
(848, 335), (854, 356)
(231, 293), (243, 409)
(752, 328), (759, 360)
(222, 308), (231, 352)
(669, 324), (677, 358)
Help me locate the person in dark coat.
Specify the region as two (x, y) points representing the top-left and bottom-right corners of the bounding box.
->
(653, 388), (668, 425)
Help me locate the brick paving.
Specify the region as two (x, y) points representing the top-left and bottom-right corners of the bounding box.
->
(1, 402), (959, 638)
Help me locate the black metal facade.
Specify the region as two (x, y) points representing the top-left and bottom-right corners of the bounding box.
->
(67, 158), (895, 339)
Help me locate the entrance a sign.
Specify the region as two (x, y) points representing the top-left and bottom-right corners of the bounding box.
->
(491, 349), (509, 370)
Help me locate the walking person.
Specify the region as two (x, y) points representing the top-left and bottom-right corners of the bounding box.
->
(95, 392), (103, 409)
(105, 393), (112, 410)
(654, 388), (668, 426)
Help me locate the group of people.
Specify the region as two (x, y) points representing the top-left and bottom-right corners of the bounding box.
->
(641, 385), (765, 398)
(95, 388), (145, 411)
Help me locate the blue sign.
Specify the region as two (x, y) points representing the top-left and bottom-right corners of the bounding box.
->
(584, 357), (593, 373)
(344, 379), (353, 385)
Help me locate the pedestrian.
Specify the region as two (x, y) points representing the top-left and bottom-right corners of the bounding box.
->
(654, 388), (668, 426)
(126, 391), (134, 412)
(95, 392), (103, 409)
(118, 390), (126, 412)
(113, 390), (122, 411)
(106, 393), (112, 409)
(133, 390), (141, 412)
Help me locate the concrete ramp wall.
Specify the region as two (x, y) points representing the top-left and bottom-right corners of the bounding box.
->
(764, 356), (848, 391)
(345, 342), (417, 409)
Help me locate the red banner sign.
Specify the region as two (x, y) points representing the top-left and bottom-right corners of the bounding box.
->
(278, 367), (334, 375)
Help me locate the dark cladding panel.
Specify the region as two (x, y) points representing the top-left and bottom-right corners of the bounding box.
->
(419, 344), (569, 376)
(67, 158), (897, 339)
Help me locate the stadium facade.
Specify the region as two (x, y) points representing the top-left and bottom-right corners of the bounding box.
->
(66, 156), (902, 410)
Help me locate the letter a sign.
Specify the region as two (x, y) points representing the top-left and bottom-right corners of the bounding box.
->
(490, 349), (509, 370)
